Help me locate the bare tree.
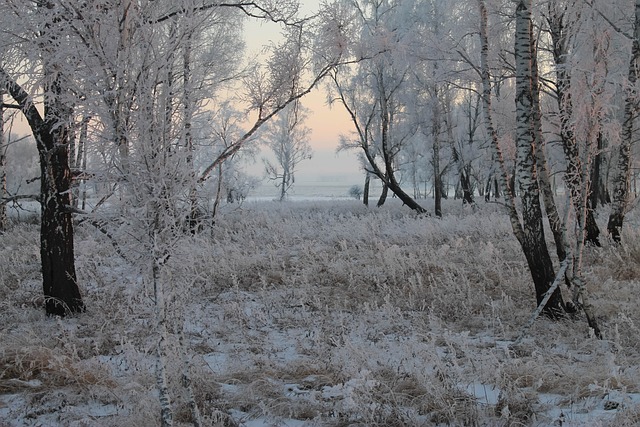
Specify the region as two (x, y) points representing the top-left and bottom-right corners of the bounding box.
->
(329, 0), (427, 214)
(262, 100), (312, 201)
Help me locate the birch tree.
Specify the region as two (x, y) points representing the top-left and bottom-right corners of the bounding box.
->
(546, 1), (602, 247)
(608, 0), (640, 242)
(515, 0), (566, 316)
(262, 100), (312, 201)
(477, 0), (565, 316)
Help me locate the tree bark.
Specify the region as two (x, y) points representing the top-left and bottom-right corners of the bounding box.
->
(588, 133), (610, 208)
(547, 4), (601, 247)
(1, 68), (84, 316)
(0, 91), (6, 232)
(432, 86), (443, 217)
(607, 0), (640, 243)
(40, 125), (84, 315)
(363, 174), (370, 206)
(531, 30), (568, 264)
(514, 0), (565, 316)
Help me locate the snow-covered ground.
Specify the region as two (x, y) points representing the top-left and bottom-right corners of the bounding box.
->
(1, 199), (639, 426)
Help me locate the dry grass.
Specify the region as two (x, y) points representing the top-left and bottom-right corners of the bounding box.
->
(1, 199), (639, 426)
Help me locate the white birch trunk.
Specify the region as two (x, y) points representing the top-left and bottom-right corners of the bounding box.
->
(514, 0), (565, 315)
(477, 0), (525, 243)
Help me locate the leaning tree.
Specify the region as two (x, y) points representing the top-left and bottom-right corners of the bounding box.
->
(0, 1), (84, 316)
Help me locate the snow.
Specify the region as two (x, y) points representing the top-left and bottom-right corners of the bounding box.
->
(1, 199), (639, 426)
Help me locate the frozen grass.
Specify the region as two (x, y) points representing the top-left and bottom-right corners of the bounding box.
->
(1, 199), (639, 426)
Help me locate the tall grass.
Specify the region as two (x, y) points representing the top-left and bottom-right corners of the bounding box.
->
(1, 199), (638, 426)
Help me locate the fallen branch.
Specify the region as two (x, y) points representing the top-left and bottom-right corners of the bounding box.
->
(1, 194), (40, 206)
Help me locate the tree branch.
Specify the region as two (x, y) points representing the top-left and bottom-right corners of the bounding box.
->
(0, 67), (45, 134)
(153, 1), (307, 27)
(1, 194), (41, 206)
(198, 59), (348, 182)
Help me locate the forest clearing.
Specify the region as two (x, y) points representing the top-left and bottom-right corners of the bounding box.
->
(1, 199), (639, 426)
(2, 0), (640, 425)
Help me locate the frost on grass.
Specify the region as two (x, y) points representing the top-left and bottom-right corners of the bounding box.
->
(1, 200), (639, 426)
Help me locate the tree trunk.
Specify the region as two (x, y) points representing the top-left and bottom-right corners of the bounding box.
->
(478, 0), (565, 317)
(432, 86), (443, 217)
(484, 173), (492, 202)
(1, 68), (84, 316)
(515, 0), (564, 316)
(478, 0), (525, 240)
(377, 177), (389, 207)
(547, 4), (601, 247)
(375, 68), (427, 214)
(40, 130), (84, 315)
(280, 170), (287, 201)
(363, 174), (370, 206)
(0, 91), (6, 232)
(608, 0), (640, 242)
(531, 30), (568, 263)
(589, 133), (610, 208)
(460, 168), (474, 205)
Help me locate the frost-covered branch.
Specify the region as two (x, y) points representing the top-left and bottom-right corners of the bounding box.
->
(153, 1), (306, 26)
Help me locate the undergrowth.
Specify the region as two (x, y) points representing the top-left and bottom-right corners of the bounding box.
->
(1, 199), (639, 426)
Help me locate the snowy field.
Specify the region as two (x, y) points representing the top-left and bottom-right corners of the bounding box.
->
(1, 199), (640, 426)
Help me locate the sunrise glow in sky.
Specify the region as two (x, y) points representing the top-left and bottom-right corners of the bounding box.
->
(8, 2), (365, 195)
(243, 7), (362, 187)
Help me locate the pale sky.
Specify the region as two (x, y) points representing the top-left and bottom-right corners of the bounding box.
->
(7, 2), (365, 192)
(243, 3), (362, 186)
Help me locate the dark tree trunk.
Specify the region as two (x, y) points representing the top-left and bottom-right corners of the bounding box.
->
(432, 85), (443, 217)
(1, 67), (84, 316)
(363, 174), (370, 206)
(521, 230), (566, 314)
(588, 133), (606, 209)
(484, 173), (492, 202)
(434, 173), (442, 217)
(377, 178), (389, 207)
(608, 0), (640, 243)
(39, 131), (84, 315)
(460, 168), (475, 205)
(386, 176), (427, 213)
